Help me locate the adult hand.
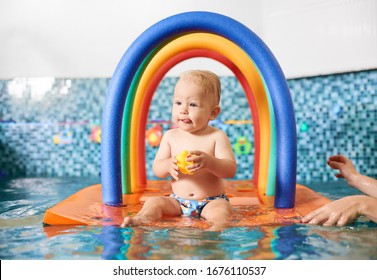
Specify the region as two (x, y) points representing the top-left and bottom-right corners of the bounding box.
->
(327, 154), (358, 181)
(302, 195), (365, 226)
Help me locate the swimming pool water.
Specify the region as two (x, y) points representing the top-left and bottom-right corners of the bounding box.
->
(1, 177), (376, 260)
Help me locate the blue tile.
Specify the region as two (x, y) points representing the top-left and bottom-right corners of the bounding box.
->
(0, 70), (376, 183)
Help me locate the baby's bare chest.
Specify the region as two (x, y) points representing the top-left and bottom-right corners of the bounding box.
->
(170, 134), (216, 155)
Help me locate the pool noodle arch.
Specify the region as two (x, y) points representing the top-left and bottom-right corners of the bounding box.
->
(101, 11), (296, 208)
(132, 46), (262, 193)
(128, 33), (274, 201)
(135, 49), (261, 192)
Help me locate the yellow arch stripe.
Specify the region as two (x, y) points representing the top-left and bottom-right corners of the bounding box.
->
(130, 33), (271, 197)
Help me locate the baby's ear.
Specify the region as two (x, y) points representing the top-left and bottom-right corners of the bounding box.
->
(210, 105), (221, 120)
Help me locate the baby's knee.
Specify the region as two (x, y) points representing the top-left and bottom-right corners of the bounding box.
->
(211, 207), (232, 218)
(205, 211), (230, 225)
(143, 197), (167, 209)
(203, 203), (232, 222)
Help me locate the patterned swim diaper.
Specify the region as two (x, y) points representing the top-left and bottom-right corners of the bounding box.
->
(170, 193), (229, 217)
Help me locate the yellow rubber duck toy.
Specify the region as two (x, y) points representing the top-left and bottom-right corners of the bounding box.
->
(176, 150), (194, 175)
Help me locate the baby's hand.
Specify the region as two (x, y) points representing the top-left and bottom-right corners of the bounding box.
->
(168, 157), (179, 180)
(186, 150), (209, 173)
(176, 150), (194, 175)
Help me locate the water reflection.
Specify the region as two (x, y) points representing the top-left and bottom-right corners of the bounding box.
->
(2, 218), (376, 260)
(94, 226), (269, 260)
(2, 178), (377, 260)
(90, 224), (303, 260)
(88, 222), (377, 260)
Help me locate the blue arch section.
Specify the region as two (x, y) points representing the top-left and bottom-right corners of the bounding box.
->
(101, 11), (296, 207)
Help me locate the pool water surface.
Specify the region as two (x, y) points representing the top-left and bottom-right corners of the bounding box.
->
(0, 177), (376, 260)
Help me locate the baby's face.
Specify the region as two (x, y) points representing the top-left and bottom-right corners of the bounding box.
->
(172, 79), (215, 133)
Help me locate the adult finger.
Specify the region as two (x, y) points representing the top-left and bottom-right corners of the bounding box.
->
(327, 160), (343, 170)
(328, 154), (346, 163)
(306, 212), (330, 225)
(321, 212), (342, 226)
(302, 208), (325, 224)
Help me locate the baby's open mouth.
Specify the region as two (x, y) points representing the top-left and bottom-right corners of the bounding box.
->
(180, 118), (192, 124)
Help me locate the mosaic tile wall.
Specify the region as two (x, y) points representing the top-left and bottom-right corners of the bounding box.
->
(0, 70), (376, 182)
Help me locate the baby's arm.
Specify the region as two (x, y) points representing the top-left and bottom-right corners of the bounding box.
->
(188, 130), (236, 178)
(328, 154), (377, 198)
(152, 132), (179, 180)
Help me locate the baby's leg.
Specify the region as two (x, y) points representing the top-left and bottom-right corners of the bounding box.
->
(121, 196), (181, 227)
(200, 198), (233, 228)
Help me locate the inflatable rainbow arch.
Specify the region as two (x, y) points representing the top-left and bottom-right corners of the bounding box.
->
(44, 12), (331, 227)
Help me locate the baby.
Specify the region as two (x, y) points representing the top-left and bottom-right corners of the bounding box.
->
(121, 70), (237, 228)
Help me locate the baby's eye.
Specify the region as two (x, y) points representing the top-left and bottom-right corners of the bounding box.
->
(190, 103), (198, 107)
(174, 101), (182, 106)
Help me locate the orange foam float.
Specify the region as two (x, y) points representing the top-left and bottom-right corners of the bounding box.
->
(43, 180), (330, 228)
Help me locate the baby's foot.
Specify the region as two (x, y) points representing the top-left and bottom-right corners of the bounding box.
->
(120, 215), (151, 227)
(120, 217), (133, 227)
(206, 222), (231, 232)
